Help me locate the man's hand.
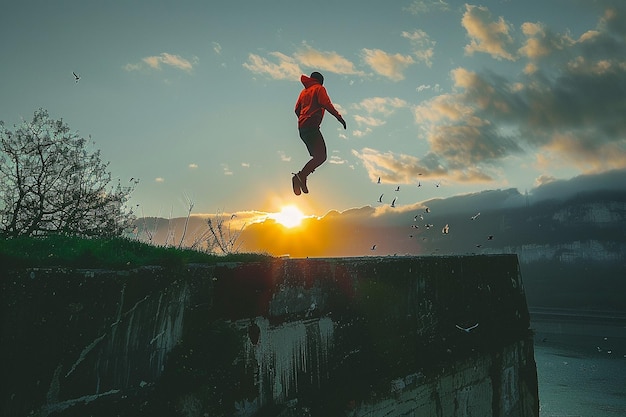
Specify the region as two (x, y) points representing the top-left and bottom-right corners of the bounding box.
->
(338, 116), (347, 129)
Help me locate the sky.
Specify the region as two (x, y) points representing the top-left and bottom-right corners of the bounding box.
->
(2, 0), (626, 223)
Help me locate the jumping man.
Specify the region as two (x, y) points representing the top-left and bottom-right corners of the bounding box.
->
(292, 71), (346, 195)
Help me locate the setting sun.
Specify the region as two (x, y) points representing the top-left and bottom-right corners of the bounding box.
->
(271, 205), (306, 228)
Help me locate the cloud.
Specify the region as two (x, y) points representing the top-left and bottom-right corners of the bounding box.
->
(352, 97), (408, 128)
(278, 150), (291, 162)
(518, 22), (573, 63)
(123, 63), (142, 72)
(416, 84), (442, 93)
(404, 0), (449, 15)
(410, 2), (626, 181)
(140, 53), (197, 72)
(222, 164), (233, 176)
(427, 121), (523, 170)
(242, 44), (419, 82)
(354, 115), (385, 127)
(243, 46), (363, 80)
(355, 97), (409, 116)
(541, 131), (626, 172)
(462, 4), (516, 61)
(362, 48), (415, 81)
(353, 147), (493, 185)
(243, 52), (302, 80)
(595, 3), (626, 38)
(350, 97), (408, 135)
(329, 154), (348, 165)
(352, 128), (373, 138)
(352, 148), (434, 184)
(402, 30), (436, 67)
(294, 44), (364, 75)
(534, 174), (556, 188)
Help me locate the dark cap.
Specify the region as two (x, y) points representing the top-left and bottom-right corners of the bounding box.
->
(310, 71), (324, 85)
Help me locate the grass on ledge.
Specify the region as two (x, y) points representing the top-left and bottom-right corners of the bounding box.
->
(0, 234), (271, 269)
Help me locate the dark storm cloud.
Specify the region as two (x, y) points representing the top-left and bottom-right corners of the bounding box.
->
(426, 4), (626, 175)
(528, 168), (626, 202)
(358, 3), (626, 185)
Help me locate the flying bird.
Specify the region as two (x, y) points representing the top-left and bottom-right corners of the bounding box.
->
(424, 207), (430, 213)
(418, 181), (421, 187)
(435, 181), (441, 188)
(456, 323), (479, 333)
(377, 177), (381, 184)
(371, 244), (377, 251)
(378, 194), (384, 203)
(391, 197), (397, 208)
(395, 186), (400, 191)
(487, 235), (494, 240)
(442, 224), (449, 234)
(72, 71), (80, 83)
(471, 212), (481, 220)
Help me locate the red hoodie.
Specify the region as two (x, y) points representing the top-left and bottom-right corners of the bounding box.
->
(295, 74), (342, 129)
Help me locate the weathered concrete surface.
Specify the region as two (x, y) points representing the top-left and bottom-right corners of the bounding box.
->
(0, 255), (538, 417)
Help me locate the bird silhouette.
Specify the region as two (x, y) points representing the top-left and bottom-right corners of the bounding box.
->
(471, 212), (481, 220)
(435, 181), (441, 188)
(424, 207), (430, 213)
(487, 235), (494, 240)
(371, 244), (377, 250)
(378, 194), (384, 203)
(391, 197), (397, 208)
(377, 177), (381, 184)
(395, 186), (400, 191)
(72, 71), (80, 83)
(418, 181), (421, 187)
(456, 323), (479, 333)
(442, 224), (449, 234)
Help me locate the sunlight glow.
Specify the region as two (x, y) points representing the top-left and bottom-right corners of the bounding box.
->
(271, 205), (306, 228)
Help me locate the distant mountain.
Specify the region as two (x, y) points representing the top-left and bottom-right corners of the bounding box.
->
(134, 169), (626, 311)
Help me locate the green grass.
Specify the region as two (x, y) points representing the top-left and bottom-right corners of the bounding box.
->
(0, 235), (271, 269)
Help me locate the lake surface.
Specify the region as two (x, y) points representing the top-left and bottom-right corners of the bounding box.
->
(531, 309), (626, 417)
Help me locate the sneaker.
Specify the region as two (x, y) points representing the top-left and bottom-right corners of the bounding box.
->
(296, 172), (308, 194)
(292, 174), (301, 196)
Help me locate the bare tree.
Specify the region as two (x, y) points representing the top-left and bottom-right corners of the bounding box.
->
(0, 109), (137, 238)
(206, 211), (245, 255)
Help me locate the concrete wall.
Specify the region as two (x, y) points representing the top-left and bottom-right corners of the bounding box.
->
(0, 255), (538, 417)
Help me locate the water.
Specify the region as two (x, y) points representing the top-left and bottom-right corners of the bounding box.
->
(532, 312), (626, 417)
